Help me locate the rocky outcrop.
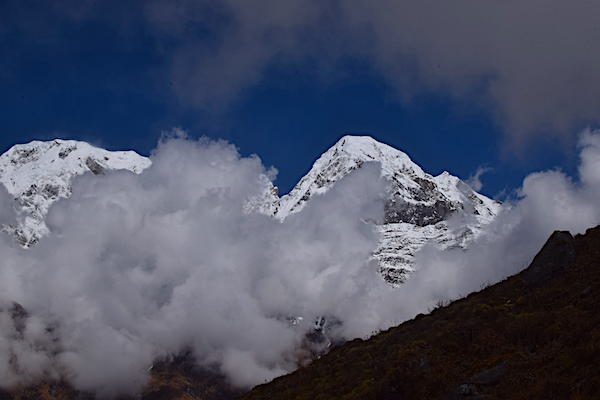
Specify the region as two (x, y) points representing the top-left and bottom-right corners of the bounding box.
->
(522, 230), (576, 287)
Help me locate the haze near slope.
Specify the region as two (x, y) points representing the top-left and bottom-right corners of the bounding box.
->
(243, 226), (600, 400)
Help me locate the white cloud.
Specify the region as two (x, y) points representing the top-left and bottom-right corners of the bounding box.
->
(466, 166), (492, 192)
(403, 130), (600, 315)
(0, 136), (389, 395)
(1, 130), (600, 396)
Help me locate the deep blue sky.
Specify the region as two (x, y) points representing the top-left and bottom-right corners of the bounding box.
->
(0, 2), (582, 199)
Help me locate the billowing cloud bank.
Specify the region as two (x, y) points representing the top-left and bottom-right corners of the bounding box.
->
(0, 136), (389, 396)
(0, 132), (600, 396)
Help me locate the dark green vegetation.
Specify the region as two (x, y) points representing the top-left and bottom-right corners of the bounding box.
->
(242, 227), (600, 400)
(2, 227), (600, 399)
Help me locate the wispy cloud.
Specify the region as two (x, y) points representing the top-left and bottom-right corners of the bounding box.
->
(467, 166), (493, 192)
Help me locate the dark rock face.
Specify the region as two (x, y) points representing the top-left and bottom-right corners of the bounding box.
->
(469, 361), (509, 385)
(8, 302), (28, 338)
(452, 361), (510, 398)
(522, 230), (576, 287)
(383, 174), (460, 226)
(58, 146), (76, 159)
(456, 383), (480, 397)
(42, 184), (60, 198)
(85, 157), (105, 175)
(12, 148), (40, 165)
(384, 198), (456, 226)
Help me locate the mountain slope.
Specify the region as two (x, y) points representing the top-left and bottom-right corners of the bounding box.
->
(271, 136), (501, 282)
(241, 226), (600, 400)
(0, 139), (151, 246)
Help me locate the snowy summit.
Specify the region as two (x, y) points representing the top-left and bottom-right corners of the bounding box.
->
(270, 136), (501, 282)
(0, 139), (151, 246)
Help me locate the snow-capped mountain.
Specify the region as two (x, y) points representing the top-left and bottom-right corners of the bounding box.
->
(0, 139), (151, 246)
(269, 136), (502, 283)
(0, 136), (500, 285)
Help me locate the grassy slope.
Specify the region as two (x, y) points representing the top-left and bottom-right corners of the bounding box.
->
(242, 227), (600, 400)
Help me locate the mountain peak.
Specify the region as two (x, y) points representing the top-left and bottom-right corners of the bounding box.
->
(335, 134), (398, 151)
(326, 135), (425, 177)
(274, 135), (426, 218)
(0, 139), (151, 246)
(334, 134), (389, 151)
(269, 135), (501, 282)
